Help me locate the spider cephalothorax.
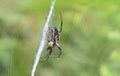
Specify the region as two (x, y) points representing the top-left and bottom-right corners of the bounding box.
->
(45, 14), (63, 60)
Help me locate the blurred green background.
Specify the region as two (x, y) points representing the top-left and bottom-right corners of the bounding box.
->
(0, 0), (120, 76)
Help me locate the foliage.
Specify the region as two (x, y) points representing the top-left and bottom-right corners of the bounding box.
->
(0, 0), (120, 76)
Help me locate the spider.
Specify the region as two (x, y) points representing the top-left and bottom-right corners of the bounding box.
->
(45, 14), (63, 60)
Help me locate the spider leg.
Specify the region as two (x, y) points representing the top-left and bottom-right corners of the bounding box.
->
(45, 47), (52, 60)
(56, 42), (62, 58)
(57, 34), (60, 41)
(59, 13), (63, 33)
(44, 47), (50, 58)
